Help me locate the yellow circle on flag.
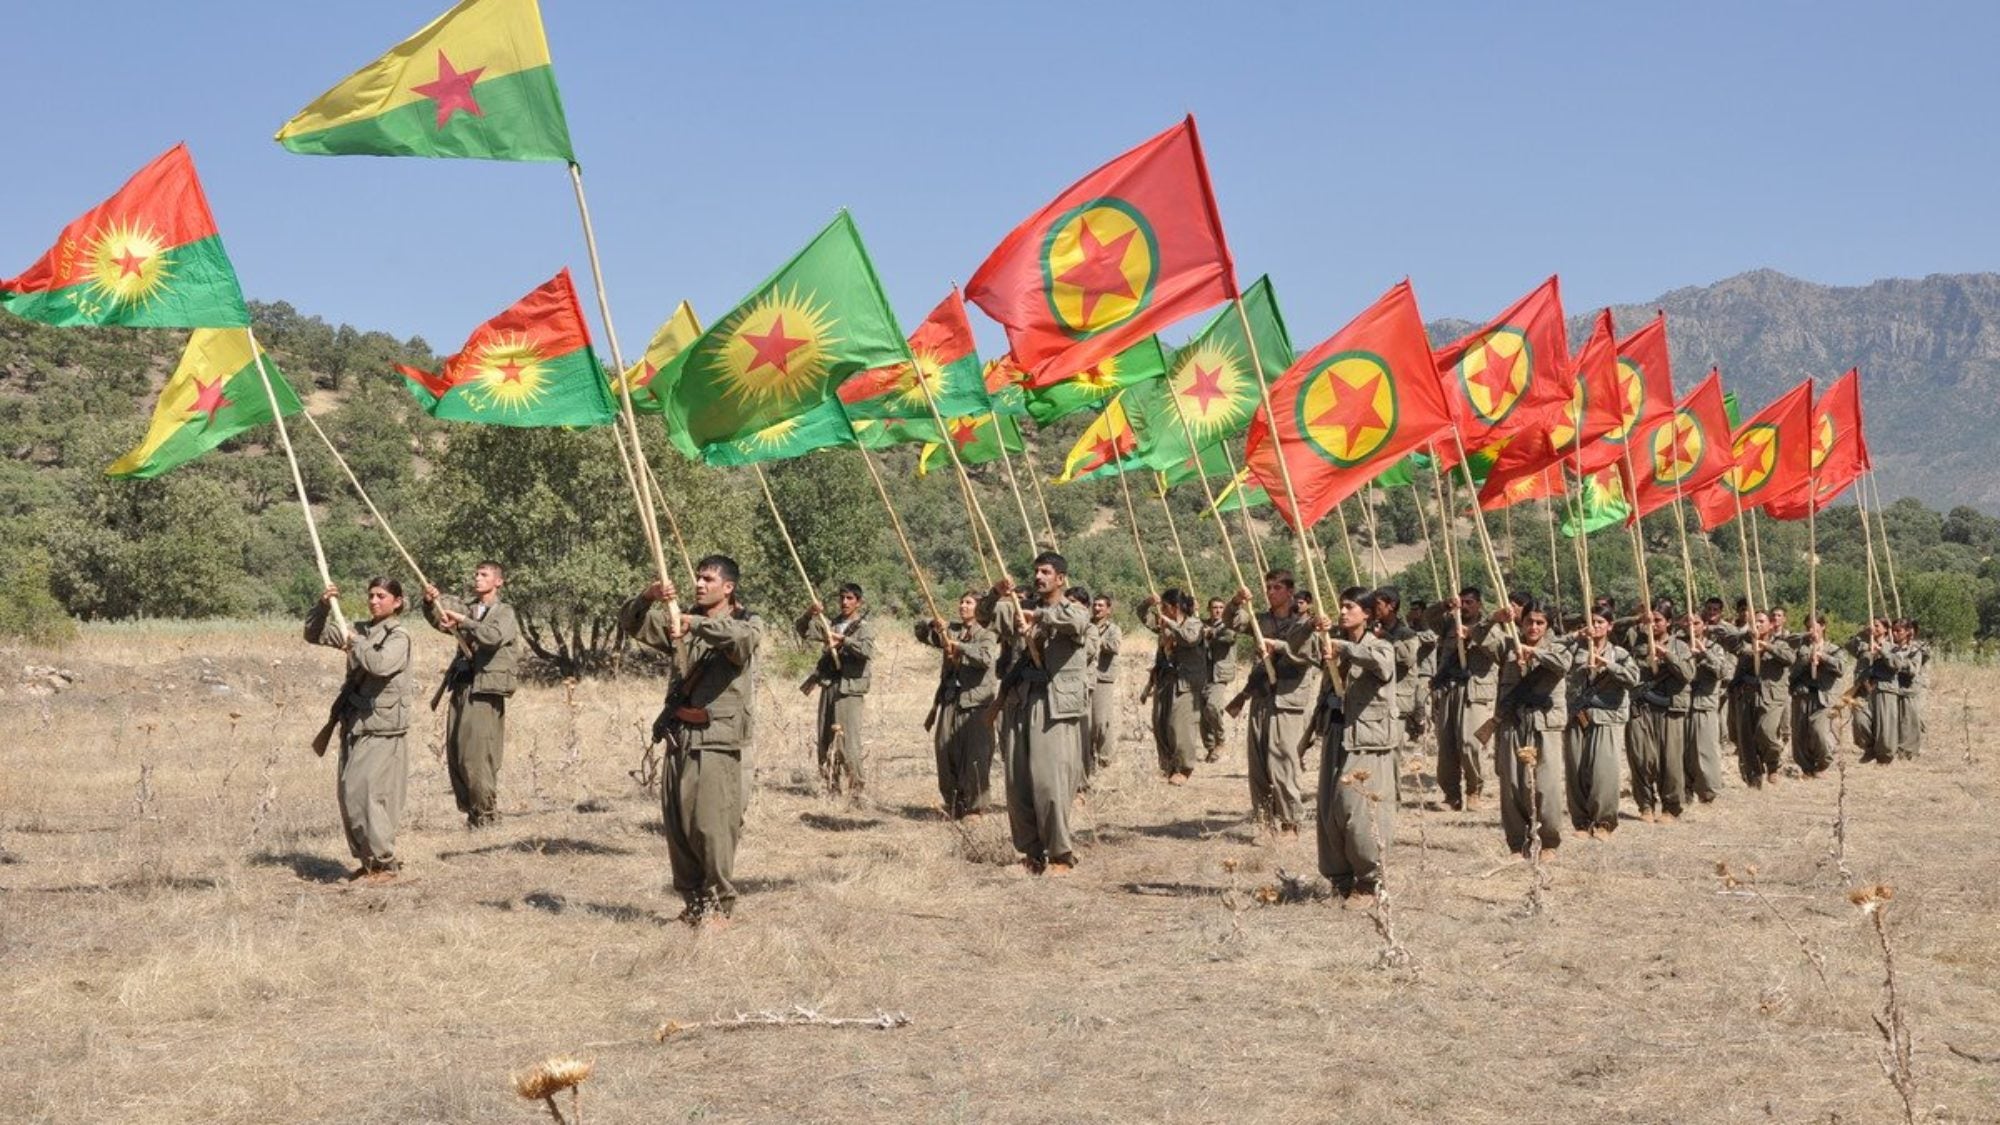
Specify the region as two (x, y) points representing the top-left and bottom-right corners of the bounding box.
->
(1040, 200), (1158, 336)
(1728, 423), (1779, 495)
(1456, 328), (1531, 425)
(1649, 408), (1706, 486)
(1298, 352), (1398, 468)
(1606, 358), (1647, 443)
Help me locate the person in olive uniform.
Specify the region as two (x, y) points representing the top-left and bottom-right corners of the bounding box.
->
(1198, 597), (1239, 763)
(1082, 594), (1122, 783)
(1141, 588), (1208, 783)
(1628, 599), (1696, 823)
(1492, 598), (1573, 858)
(1225, 571), (1319, 834)
(423, 561), (520, 828)
(1683, 602), (1733, 804)
(1720, 608), (1795, 787)
(1567, 608), (1642, 837)
(1426, 587), (1502, 811)
(917, 590), (1000, 818)
(307, 579), (414, 882)
(1789, 613), (1848, 777)
(796, 583), (875, 797)
(622, 556), (764, 924)
(1318, 587), (1398, 906)
(993, 552), (1092, 875)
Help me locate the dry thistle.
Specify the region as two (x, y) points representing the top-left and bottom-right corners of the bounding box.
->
(1852, 884), (1917, 1123)
(513, 1055), (593, 1125)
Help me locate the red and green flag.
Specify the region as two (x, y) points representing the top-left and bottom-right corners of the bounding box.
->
(1764, 369), (1869, 520)
(659, 212), (903, 463)
(967, 115), (1236, 386)
(1621, 369), (1734, 521)
(1206, 466), (1271, 517)
(276, 0), (574, 162)
(2, 145), (249, 329)
(1691, 379), (1813, 531)
(837, 287), (989, 431)
(982, 356), (1032, 418)
(1477, 307), (1618, 504)
(918, 413), (1025, 476)
(1242, 281), (1455, 530)
(107, 330), (302, 478)
(620, 301), (701, 414)
(1129, 275), (1294, 477)
(1433, 275), (1571, 450)
(1561, 466), (1629, 538)
(395, 268), (615, 427)
(1023, 335), (1168, 424)
(701, 399), (857, 467)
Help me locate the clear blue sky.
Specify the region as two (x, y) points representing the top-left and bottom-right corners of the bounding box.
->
(2, 0), (1993, 357)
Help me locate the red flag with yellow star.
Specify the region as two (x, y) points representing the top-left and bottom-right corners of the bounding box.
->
(1763, 369), (1870, 520)
(1476, 308), (1618, 505)
(1242, 280), (1454, 530)
(966, 115), (1235, 387)
(0, 144), (249, 329)
(1584, 313), (1676, 477)
(1690, 379), (1813, 531)
(1432, 275), (1571, 452)
(1620, 369), (1733, 521)
(395, 268), (615, 427)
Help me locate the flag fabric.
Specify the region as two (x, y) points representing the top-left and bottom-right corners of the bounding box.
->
(1588, 313), (1675, 475)
(966, 115), (1236, 386)
(620, 301), (701, 414)
(1691, 379), (1814, 531)
(1474, 438), (1555, 511)
(1207, 467), (1271, 516)
(701, 399), (857, 466)
(1023, 335), (1168, 424)
(1622, 369), (1735, 521)
(1, 145), (249, 329)
(1476, 308), (1617, 504)
(838, 287), (989, 426)
(1242, 280), (1455, 530)
(918, 412), (1025, 475)
(1562, 466), (1629, 537)
(1432, 275), (1571, 450)
(1764, 369), (1870, 519)
(659, 212), (902, 463)
(276, 0), (574, 162)
(394, 268), (615, 427)
(982, 356), (1032, 418)
(1129, 275), (1294, 477)
(1056, 397), (1140, 483)
(107, 330), (302, 478)
(850, 416), (943, 451)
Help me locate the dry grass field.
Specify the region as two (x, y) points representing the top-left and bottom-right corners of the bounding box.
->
(3, 619), (1998, 1124)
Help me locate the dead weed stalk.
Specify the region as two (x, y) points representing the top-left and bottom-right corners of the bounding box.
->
(1850, 884), (1917, 1124)
(512, 1055), (593, 1124)
(1716, 861), (1829, 987)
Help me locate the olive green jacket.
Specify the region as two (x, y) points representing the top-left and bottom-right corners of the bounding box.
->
(307, 603), (413, 737)
(1332, 631), (1398, 752)
(622, 596), (765, 753)
(796, 610), (874, 697)
(1142, 605), (1209, 692)
(424, 595), (520, 697)
(916, 619), (999, 711)
(1227, 603), (1320, 713)
(994, 593), (1092, 720)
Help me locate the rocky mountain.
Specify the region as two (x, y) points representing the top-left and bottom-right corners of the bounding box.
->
(1437, 269), (2000, 513)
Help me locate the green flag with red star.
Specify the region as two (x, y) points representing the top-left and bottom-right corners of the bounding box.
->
(1561, 466), (1628, 537)
(1128, 275), (1293, 477)
(918, 412), (1025, 476)
(107, 329), (302, 478)
(836, 287), (988, 444)
(395, 268), (616, 427)
(700, 398), (859, 467)
(660, 212), (902, 464)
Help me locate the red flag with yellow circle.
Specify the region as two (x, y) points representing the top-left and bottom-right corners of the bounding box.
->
(965, 115), (1235, 388)
(1690, 379), (1813, 530)
(1432, 275), (1571, 455)
(1620, 369), (1733, 521)
(1763, 369), (1869, 520)
(1242, 280), (1454, 530)
(1579, 312), (1675, 476)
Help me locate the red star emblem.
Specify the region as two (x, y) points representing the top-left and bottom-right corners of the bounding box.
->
(1310, 372), (1387, 449)
(1740, 430), (1771, 467)
(1661, 421), (1697, 471)
(411, 51), (486, 129)
(1467, 336), (1519, 409)
(187, 377), (233, 428)
(495, 359), (525, 383)
(1088, 436), (1123, 469)
(635, 361), (658, 388)
(1182, 363), (1227, 415)
(741, 315), (808, 376)
(1056, 218), (1138, 322)
(949, 419), (981, 450)
(114, 248), (148, 278)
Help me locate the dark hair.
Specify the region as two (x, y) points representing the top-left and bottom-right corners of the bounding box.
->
(476, 560), (505, 579)
(695, 554), (740, 584)
(1590, 607), (1616, 625)
(1033, 550), (1068, 576)
(1264, 568), (1296, 590)
(1373, 585), (1402, 611)
(959, 587), (983, 602)
(1703, 596), (1725, 610)
(1159, 587), (1195, 613)
(837, 582), (864, 600)
(1339, 585), (1372, 613)
(1734, 596), (1751, 611)
(1459, 585), (1483, 602)
(1508, 589), (1532, 610)
(1294, 590), (1314, 607)
(1092, 592), (1114, 606)
(368, 577), (405, 610)
(1066, 586), (1091, 605)
(1652, 596), (1678, 619)
(1518, 596), (1548, 621)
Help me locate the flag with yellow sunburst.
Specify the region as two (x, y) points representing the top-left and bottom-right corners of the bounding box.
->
(1128, 274), (1292, 476)
(917, 413), (1024, 476)
(659, 212), (904, 463)
(1056, 396), (1141, 484)
(1023, 334), (1168, 425)
(1, 145), (249, 329)
(836, 287), (988, 446)
(1560, 466), (1629, 537)
(395, 268), (616, 427)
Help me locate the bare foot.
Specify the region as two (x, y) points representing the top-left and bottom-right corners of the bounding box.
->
(1045, 860), (1074, 877)
(1167, 774), (1188, 787)
(1639, 810), (1656, 823)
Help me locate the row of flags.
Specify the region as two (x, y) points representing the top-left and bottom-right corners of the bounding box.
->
(0, 0), (1873, 547)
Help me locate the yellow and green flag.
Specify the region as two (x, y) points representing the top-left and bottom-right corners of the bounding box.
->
(660, 211), (903, 465)
(1127, 275), (1293, 477)
(1056, 396), (1140, 483)
(1023, 335), (1168, 425)
(108, 330), (302, 479)
(276, 0), (574, 162)
(1561, 466), (1629, 537)
(621, 301), (701, 414)
(917, 413), (1024, 475)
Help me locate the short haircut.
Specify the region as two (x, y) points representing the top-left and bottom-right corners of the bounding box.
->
(1033, 550), (1068, 575)
(368, 576), (405, 606)
(695, 554), (740, 584)
(1459, 585), (1483, 602)
(1652, 596), (1678, 618)
(1703, 596), (1725, 609)
(1066, 586), (1091, 605)
(1160, 586), (1194, 613)
(476, 560), (505, 579)
(837, 582), (864, 600)
(960, 588), (983, 602)
(1264, 568), (1296, 590)
(1294, 589), (1314, 606)
(1734, 596), (1751, 611)
(1093, 592), (1114, 605)
(1208, 596), (1226, 608)
(1373, 585), (1401, 610)
(1508, 589), (1532, 610)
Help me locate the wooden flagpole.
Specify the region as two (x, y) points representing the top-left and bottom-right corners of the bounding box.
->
(1156, 381), (1275, 675)
(751, 463), (835, 650)
(989, 420), (1051, 550)
(1411, 472), (1445, 600)
(1114, 462), (1159, 595)
(1017, 439), (1061, 548)
(851, 446), (944, 624)
(1153, 474), (1197, 593)
(1232, 297), (1326, 613)
(246, 330), (344, 634)
(1332, 500), (1363, 586)
(1747, 508), (1772, 609)
(1866, 471), (1904, 617)
(295, 407), (431, 591)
